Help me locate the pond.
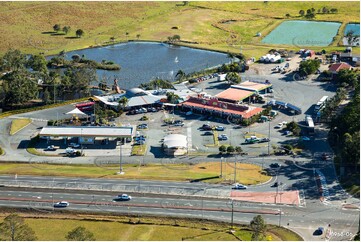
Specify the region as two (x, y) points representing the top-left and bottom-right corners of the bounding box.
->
(60, 42), (229, 89)
(261, 20), (341, 46)
(344, 23), (360, 36)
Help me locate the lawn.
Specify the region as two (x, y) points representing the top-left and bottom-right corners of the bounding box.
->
(131, 144), (147, 156)
(0, 212), (302, 241)
(0, 1), (358, 59)
(0, 161), (270, 185)
(9, 118), (32, 135)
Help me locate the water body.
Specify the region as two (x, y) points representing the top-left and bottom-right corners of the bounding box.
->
(344, 23), (360, 36)
(261, 20), (341, 46)
(60, 42), (229, 89)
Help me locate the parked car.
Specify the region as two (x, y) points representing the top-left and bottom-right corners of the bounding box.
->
(218, 134), (228, 141)
(271, 182), (279, 187)
(258, 138), (270, 143)
(45, 145), (57, 151)
(302, 136), (311, 141)
(134, 140), (145, 145)
(204, 131), (213, 136)
(186, 111), (193, 116)
(215, 126), (225, 131)
(54, 201), (69, 208)
(275, 123), (284, 129)
(202, 125), (212, 130)
(174, 122), (184, 127)
(270, 163), (281, 169)
(232, 184), (248, 190)
(137, 124), (148, 129)
(114, 194), (132, 201)
(245, 136), (259, 143)
(283, 130), (292, 136)
(69, 143), (80, 148)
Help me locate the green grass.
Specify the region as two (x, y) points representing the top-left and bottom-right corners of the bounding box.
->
(0, 213), (302, 241)
(131, 144), (147, 156)
(0, 2), (358, 59)
(9, 118), (32, 135)
(0, 161), (270, 185)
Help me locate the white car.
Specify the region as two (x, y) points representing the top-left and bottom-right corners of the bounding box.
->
(114, 194), (132, 201)
(54, 201), (69, 208)
(232, 184), (248, 190)
(186, 111), (193, 116)
(275, 123), (283, 129)
(69, 143), (80, 148)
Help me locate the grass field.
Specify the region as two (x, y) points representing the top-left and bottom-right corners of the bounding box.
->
(0, 212), (303, 241)
(0, 161), (270, 185)
(0, 1), (358, 58)
(9, 118), (32, 135)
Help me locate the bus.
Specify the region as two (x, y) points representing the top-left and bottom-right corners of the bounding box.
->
(75, 102), (95, 112)
(314, 96), (328, 114)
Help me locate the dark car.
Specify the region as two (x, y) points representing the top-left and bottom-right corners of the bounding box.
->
(271, 182), (279, 187)
(270, 163), (281, 169)
(313, 227), (324, 236)
(204, 131), (213, 136)
(54, 201), (69, 208)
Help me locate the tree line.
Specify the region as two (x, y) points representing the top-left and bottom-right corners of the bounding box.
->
(52, 24), (84, 38)
(0, 49), (97, 108)
(296, 7), (338, 19)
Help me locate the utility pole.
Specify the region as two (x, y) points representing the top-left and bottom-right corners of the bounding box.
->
(231, 199), (234, 228)
(118, 138), (124, 174)
(220, 157), (223, 177)
(234, 157), (237, 183)
(268, 120), (271, 156)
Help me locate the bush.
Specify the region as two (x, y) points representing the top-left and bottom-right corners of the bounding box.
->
(219, 145), (227, 153)
(227, 145), (235, 153)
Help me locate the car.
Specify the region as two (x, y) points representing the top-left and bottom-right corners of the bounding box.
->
(134, 140), (145, 145)
(201, 124), (212, 130)
(218, 134), (228, 141)
(245, 136), (259, 143)
(258, 138), (270, 143)
(232, 184), (248, 190)
(137, 124), (148, 129)
(204, 131), (213, 136)
(270, 163), (281, 169)
(65, 147), (75, 155)
(281, 121), (288, 125)
(151, 107), (157, 112)
(271, 182), (279, 187)
(174, 122), (184, 127)
(314, 227), (324, 236)
(186, 111), (193, 116)
(283, 130), (292, 136)
(114, 194), (132, 201)
(69, 143), (80, 148)
(215, 126), (225, 131)
(321, 153), (330, 161)
(54, 201), (69, 208)
(302, 136), (311, 141)
(45, 145), (57, 151)
(275, 123), (283, 129)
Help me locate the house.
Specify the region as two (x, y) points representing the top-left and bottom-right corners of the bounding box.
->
(328, 62), (352, 78)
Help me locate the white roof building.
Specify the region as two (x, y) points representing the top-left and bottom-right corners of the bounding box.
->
(39, 126), (135, 138)
(163, 134), (188, 156)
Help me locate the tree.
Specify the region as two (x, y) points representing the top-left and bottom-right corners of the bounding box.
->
(285, 13), (290, 18)
(227, 52), (235, 64)
(225, 72), (241, 85)
(311, 8), (315, 12)
(118, 96), (128, 110)
(53, 24), (61, 32)
(299, 59), (320, 76)
(175, 69), (186, 81)
(330, 8), (338, 13)
(306, 9), (311, 14)
(337, 69), (359, 88)
(76, 29), (84, 38)
(299, 10), (305, 16)
(166, 92), (180, 104)
(27, 54), (48, 73)
(136, 34), (140, 40)
(0, 213), (37, 241)
(226, 145), (235, 153)
(0, 49), (27, 72)
(219, 145), (227, 153)
(71, 54), (81, 62)
(322, 7), (328, 13)
(66, 226), (95, 241)
(62, 26), (70, 34)
(305, 12), (315, 19)
(235, 146), (243, 154)
(345, 30), (359, 46)
(250, 215), (267, 241)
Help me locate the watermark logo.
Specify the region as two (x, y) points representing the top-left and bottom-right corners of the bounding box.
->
(292, 37), (330, 49)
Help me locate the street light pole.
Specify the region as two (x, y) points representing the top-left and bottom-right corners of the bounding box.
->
(119, 139), (123, 174)
(234, 157), (237, 183)
(268, 120), (271, 156)
(220, 157), (223, 177)
(231, 199), (234, 228)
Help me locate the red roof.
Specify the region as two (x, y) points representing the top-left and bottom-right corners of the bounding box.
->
(180, 97), (263, 119)
(216, 88), (254, 102)
(329, 62), (352, 72)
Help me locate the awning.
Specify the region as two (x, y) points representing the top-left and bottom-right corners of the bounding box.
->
(66, 108), (87, 116)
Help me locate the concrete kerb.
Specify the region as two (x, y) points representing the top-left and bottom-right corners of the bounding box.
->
(10, 120), (33, 136)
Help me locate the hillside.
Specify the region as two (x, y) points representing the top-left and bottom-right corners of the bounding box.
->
(0, 1), (359, 58)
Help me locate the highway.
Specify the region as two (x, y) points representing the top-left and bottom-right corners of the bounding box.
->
(0, 176), (359, 241)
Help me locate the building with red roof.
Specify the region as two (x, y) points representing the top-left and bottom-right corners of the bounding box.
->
(328, 62), (352, 79)
(179, 96), (263, 120)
